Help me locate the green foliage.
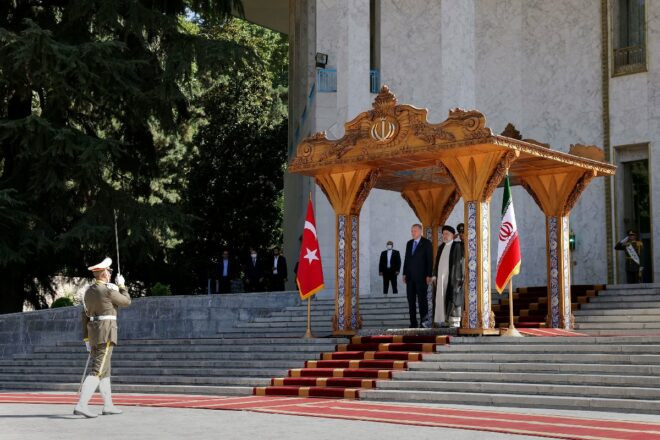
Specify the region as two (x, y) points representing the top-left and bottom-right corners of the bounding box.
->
(51, 297), (74, 308)
(173, 19), (288, 287)
(0, 1), (249, 312)
(149, 282), (172, 296)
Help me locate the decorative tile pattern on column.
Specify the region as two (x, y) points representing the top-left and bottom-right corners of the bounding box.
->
(466, 201), (478, 328)
(337, 215), (346, 330)
(548, 216), (560, 328)
(350, 215), (359, 329)
(480, 202), (491, 328)
(425, 227), (433, 241)
(561, 216), (572, 329)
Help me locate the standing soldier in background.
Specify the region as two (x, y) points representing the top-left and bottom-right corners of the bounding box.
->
(73, 257), (131, 418)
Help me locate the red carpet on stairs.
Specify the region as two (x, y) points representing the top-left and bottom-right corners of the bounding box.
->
(254, 335), (448, 399)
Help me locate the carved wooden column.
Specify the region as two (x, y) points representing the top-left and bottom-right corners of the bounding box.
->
(316, 169), (379, 336)
(440, 150), (518, 334)
(521, 170), (596, 329)
(401, 185), (460, 258)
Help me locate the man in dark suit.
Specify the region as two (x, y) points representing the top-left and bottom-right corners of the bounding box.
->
(402, 224), (433, 328)
(217, 249), (234, 294)
(378, 240), (401, 294)
(269, 247), (288, 291)
(244, 248), (264, 292)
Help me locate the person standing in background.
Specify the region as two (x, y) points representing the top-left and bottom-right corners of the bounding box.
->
(378, 240), (401, 294)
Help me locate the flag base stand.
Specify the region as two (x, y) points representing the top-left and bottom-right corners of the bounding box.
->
(501, 279), (524, 338)
(501, 325), (523, 337)
(302, 298), (315, 339)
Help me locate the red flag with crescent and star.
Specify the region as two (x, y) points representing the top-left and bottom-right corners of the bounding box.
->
(296, 196), (324, 300)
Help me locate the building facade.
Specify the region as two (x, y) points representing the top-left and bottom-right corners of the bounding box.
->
(277, 0), (657, 298)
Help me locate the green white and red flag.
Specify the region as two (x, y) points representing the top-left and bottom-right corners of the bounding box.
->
(296, 197), (325, 300)
(495, 175), (522, 293)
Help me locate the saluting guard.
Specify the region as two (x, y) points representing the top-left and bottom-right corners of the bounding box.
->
(73, 257), (131, 418)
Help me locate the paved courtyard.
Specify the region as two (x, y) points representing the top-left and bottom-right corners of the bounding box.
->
(3, 393), (660, 440)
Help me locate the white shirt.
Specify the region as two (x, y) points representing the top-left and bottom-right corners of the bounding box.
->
(222, 260), (229, 277)
(273, 256), (279, 274)
(386, 249), (392, 268)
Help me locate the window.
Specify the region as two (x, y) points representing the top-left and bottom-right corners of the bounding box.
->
(370, 0), (380, 92)
(612, 0), (646, 75)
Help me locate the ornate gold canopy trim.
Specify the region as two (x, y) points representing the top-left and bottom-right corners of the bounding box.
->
(288, 86), (615, 193)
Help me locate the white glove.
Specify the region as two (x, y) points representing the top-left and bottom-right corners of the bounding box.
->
(84, 341), (90, 352)
(115, 274), (125, 287)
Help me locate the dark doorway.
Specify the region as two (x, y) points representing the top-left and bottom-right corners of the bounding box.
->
(622, 159), (653, 282)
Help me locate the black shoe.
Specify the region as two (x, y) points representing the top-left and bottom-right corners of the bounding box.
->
(393, 291), (398, 294)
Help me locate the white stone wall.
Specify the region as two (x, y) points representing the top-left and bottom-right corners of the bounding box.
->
(610, 0), (660, 283)
(289, 0), (659, 297)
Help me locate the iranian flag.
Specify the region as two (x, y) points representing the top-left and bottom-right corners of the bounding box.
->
(296, 197), (325, 300)
(495, 175), (522, 293)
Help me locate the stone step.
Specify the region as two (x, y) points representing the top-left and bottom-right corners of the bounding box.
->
(33, 344), (338, 354)
(407, 361), (660, 375)
(0, 373), (273, 386)
(450, 336), (660, 344)
(580, 301), (660, 309)
(11, 354), (309, 367)
(374, 379), (660, 400)
(0, 381), (253, 396)
(575, 322), (660, 330)
(217, 330), (337, 338)
(575, 315), (660, 323)
(260, 312), (410, 321)
(392, 370), (660, 387)
(421, 352), (660, 364)
(234, 320), (411, 329)
(574, 308), (660, 316)
(56, 337), (347, 346)
(435, 344), (660, 354)
(589, 294), (660, 302)
(360, 389), (660, 413)
(579, 329), (660, 336)
(598, 289), (660, 295)
(0, 359), (306, 369)
(2, 357), (296, 377)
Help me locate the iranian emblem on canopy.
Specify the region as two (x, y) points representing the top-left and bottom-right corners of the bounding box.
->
(370, 116), (398, 142)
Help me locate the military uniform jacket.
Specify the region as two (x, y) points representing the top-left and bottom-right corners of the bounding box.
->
(81, 281), (131, 345)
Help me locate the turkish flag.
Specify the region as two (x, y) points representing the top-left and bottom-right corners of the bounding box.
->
(296, 197), (324, 300)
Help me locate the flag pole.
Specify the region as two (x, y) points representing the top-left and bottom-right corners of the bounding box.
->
(303, 297), (314, 339)
(501, 279), (523, 337)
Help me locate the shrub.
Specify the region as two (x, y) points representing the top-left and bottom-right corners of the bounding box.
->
(51, 297), (74, 308)
(150, 282), (172, 296)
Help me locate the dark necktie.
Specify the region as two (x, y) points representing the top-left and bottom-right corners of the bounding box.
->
(412, 240), (418, 254)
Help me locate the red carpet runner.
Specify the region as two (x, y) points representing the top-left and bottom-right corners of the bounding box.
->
(254, 335), (448, 399)
(3, 392), (660, 439)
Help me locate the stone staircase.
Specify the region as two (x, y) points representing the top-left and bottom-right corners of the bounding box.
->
(0, 294), (410, 394)
(361, 336), (660, 413)
(575, 285), (660, 335)
(219, 294), (411, 338)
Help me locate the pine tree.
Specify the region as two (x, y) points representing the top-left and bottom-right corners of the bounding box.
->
(0, 0), (243, 313)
